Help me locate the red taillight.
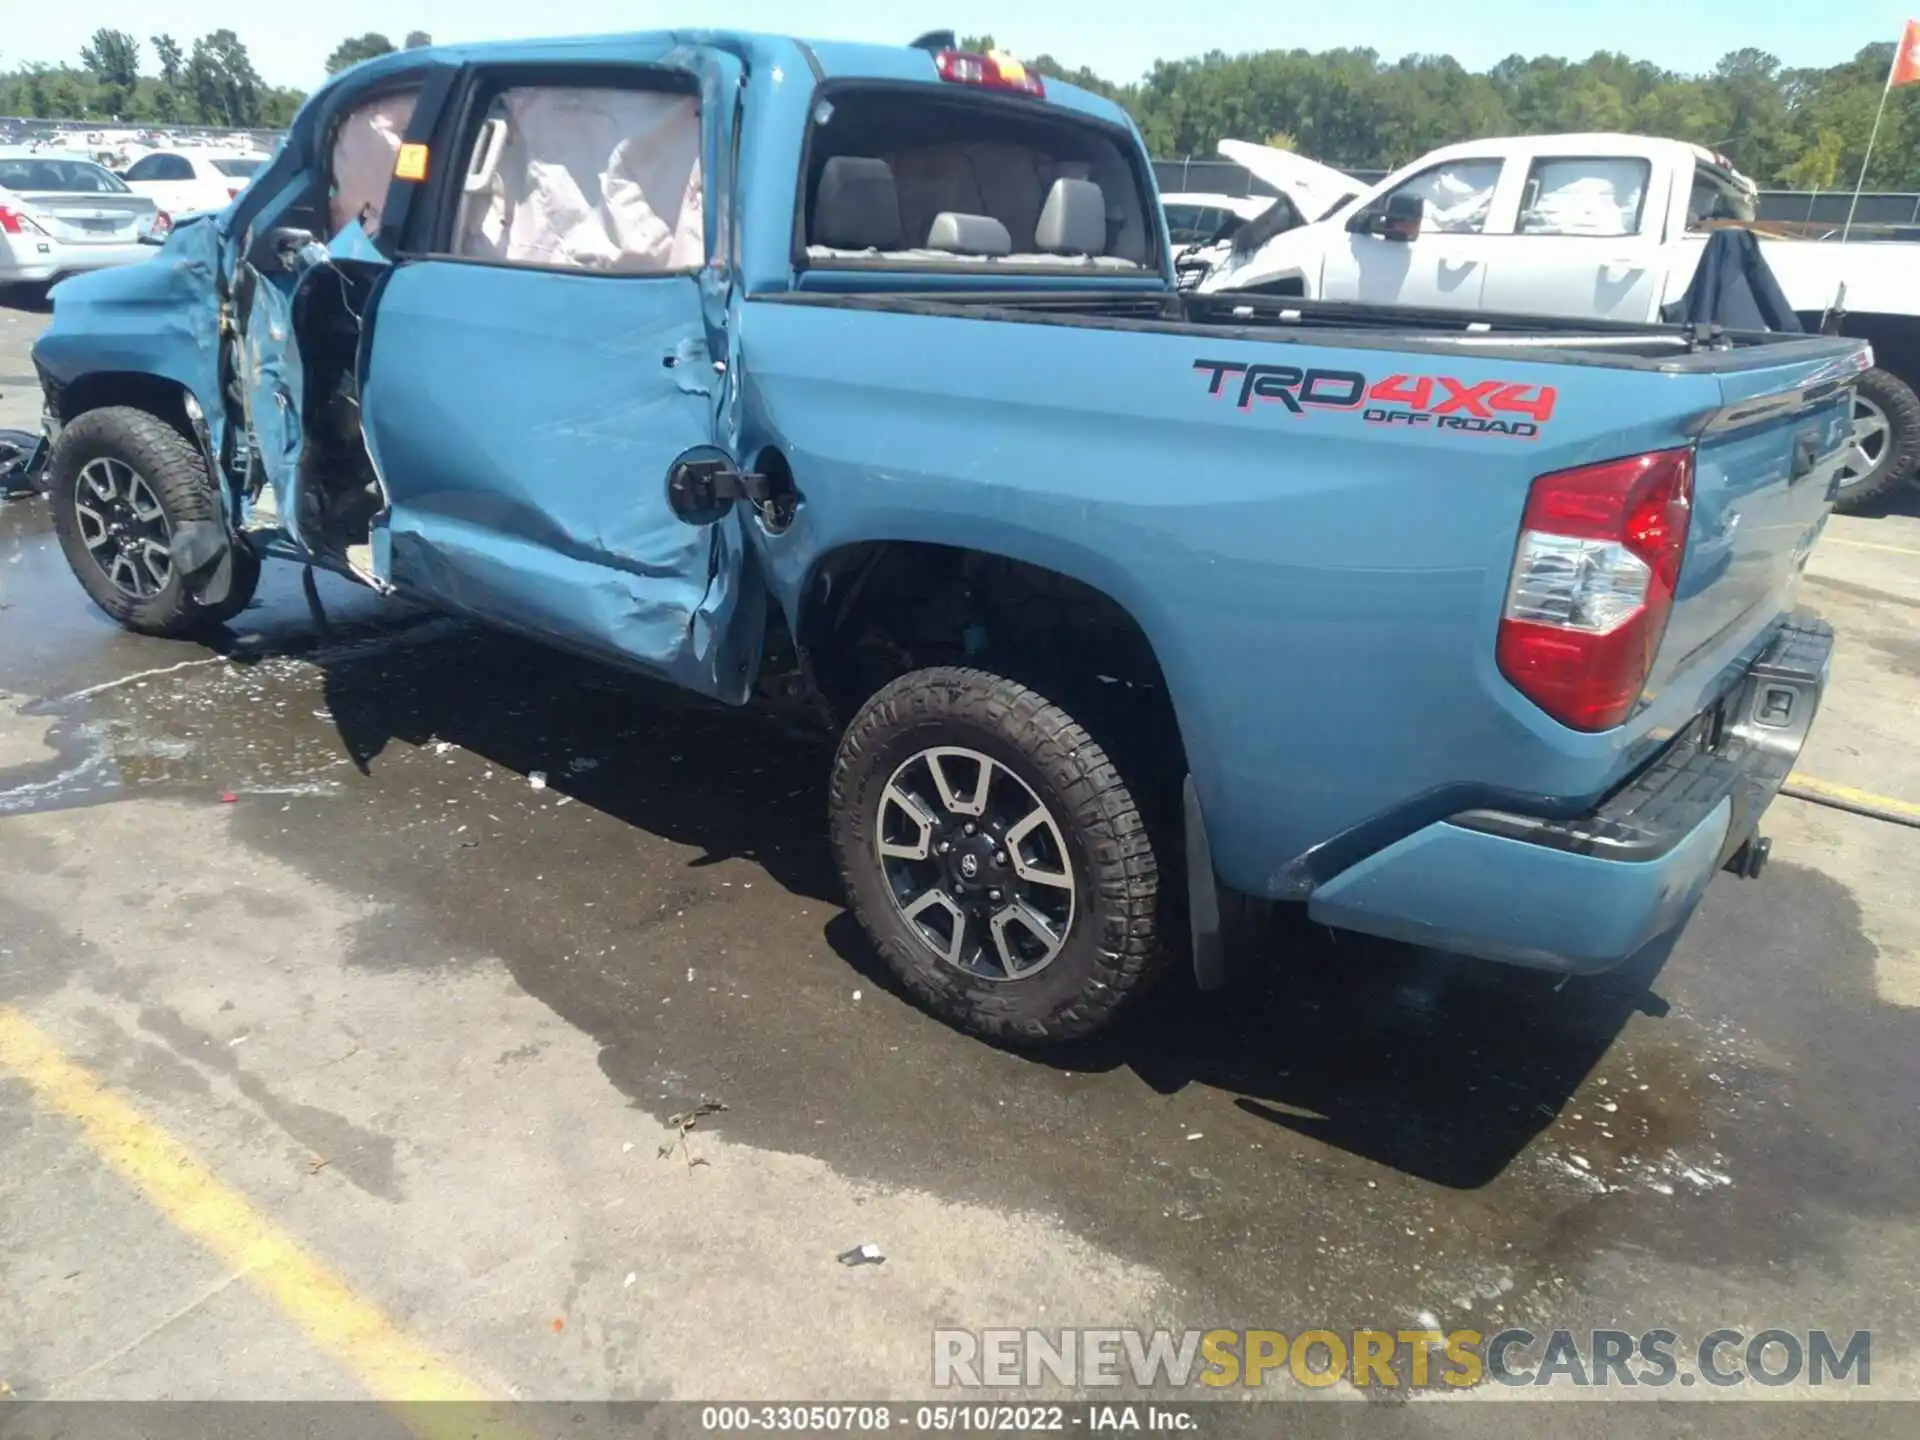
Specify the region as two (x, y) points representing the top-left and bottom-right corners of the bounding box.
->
(934, 48), (1046, 97)
(1496, 447), (1695, 732)
(0, 205), (47, 236)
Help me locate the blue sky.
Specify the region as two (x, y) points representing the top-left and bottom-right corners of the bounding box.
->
(4, 1), (1910, 91)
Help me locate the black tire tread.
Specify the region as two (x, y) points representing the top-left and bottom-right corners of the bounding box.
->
(1833, 367), (1920, 513)
(49, 405), (257, 636)
(830, 665), (1166, 1044)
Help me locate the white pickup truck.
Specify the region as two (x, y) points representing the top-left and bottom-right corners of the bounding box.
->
(1200, 131), (1920, 511)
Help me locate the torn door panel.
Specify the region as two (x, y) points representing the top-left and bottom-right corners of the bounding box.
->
(239, 272), (304, 530)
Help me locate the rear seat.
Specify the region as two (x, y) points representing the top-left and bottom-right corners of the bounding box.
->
(806, 153), (1142, 269)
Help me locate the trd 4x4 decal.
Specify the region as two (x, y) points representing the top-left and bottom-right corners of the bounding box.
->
(1193, 359), (1557, 438)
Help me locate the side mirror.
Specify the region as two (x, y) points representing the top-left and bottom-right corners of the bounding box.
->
(1348, 192), (1424, 242)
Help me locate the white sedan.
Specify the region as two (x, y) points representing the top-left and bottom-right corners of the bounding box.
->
(0, 150), (168, 291)
(120, 149), (268, 218)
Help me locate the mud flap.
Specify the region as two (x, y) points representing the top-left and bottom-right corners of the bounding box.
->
(1187, 775), (1231, 992)
(171, 518), (235, 604)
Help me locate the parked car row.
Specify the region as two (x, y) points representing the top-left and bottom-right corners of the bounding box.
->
(0, 150), (170, 292)
(0, 141), (268, 296)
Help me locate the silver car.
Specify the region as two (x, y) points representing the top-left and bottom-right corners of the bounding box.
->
(0, 149), (168, 291)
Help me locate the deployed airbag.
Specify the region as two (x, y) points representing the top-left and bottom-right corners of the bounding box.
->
(329, 90), (418, 236)
(458, 87), (704, 273)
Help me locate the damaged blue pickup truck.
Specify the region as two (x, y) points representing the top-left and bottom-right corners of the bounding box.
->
(30, 28), (1862, 1042)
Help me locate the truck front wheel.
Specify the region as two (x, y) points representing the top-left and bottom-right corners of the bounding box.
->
(49, 406), (260, 636)
(1832, 367), (1920, 513)
(829, 666), (1169, 1044)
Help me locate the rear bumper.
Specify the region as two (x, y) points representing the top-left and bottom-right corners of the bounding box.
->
(2, 242), (155, 283)
(1307, 616), (1832, 973)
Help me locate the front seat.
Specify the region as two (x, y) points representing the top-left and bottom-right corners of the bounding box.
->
(1034, 177), (1107, 255)
(812, 156), (905, 251)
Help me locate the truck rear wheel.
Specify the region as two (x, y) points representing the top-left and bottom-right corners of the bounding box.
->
(49, 406), (259, 636)
(1832, 367), (1920, 513)
(829, 666), (1168, 1045)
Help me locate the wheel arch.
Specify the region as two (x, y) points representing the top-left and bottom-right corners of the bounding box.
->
(45, 371), (230, 517)
(789, 537), (1193, 782)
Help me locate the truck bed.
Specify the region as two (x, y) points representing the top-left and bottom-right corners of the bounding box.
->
(762, 287), (1866, 372)
(740, 283), (1865, 902)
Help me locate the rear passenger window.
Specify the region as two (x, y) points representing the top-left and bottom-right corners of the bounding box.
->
(801, 87), (1155, 271)
(1517, 158), (1650, 237)
(449, 83), (704, 274)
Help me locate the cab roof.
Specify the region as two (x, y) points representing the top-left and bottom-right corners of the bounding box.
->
(324, 29), (1139, 135)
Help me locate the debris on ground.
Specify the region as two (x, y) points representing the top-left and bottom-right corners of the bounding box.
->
(219, 792), (238, 804)
(528, 771), (548, 791)
(658, 1100), (728, 1171)
(838, 1243), (886, 1267)
(307, 1155), (329, 1175)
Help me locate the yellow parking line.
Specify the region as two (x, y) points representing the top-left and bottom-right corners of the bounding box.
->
(1818, 536), (1920, 558)
(0, 1009), (518, 1432)
(1784, 773), (1920, 825)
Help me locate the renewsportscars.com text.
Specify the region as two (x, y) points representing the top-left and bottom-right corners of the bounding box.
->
(932, 1327), (1871, 1391)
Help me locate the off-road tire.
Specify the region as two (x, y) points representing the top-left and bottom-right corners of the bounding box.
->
(830, 666), (1167, 1044)
(49, 406), (259, 636)
(1833, 366), (1920, 513)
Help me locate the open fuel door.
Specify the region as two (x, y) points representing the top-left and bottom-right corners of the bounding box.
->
(352, 47), (763, 701)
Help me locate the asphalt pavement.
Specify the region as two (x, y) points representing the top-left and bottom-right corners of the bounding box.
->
(3, 297), (1919, 1435)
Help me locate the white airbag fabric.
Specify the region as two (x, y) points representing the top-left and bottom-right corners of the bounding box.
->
(330, 91), (418, 236)
(458, 88), (704, 273)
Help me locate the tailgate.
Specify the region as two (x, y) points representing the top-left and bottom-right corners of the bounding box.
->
(17, 191), (155, 246)
(1648, 345), (1864, 692)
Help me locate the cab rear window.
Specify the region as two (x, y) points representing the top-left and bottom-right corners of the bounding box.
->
(800, 87), (1156, 273)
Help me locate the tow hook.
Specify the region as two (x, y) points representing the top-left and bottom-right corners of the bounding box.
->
(1724, 834), (1771, 880)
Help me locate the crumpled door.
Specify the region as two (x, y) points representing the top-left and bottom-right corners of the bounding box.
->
(237, 85), (422, 547)
(357, 48), (760, 701)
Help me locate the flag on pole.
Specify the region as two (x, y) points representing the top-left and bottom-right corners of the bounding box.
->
(1892, 18), (1920, 87)
(1843, 20), (1920, 239)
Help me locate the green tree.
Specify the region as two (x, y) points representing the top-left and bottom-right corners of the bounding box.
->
(151, 34), (185, 87)
(79, 28), (140, 116)
(326, 33), (397, 75)
(404, 31), (433, 49)
(45, 68), (87, 120)
(1782, 128), (1846, 190)
(79, 29), (140, 87)
(186, 29), (263, 126)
